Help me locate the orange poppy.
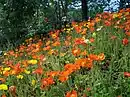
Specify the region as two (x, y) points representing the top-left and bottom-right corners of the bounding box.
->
(11, 63), (24, 75)
(75, 58), (93, 69)
(59, 71), (70, 82)
(41, 77), (55, 88)
(88, 54), (99, 61)
(125, 32), (130, 36)
(1, 94), (6, 97)
(81, 50), (87, 56)
(59, 75), (69, 82)
(74, 26), (82, 33)
(0, 78), (6, 83)
(75, 58), (87, 67)
(43, 46), (51, 51)
(52, 41), (60, 47)
(33, 67), (43, 75)
(98, 53), (105, 61)
(89, 38), (95, 43)
(64, 64), (78, 72)
(65, 90), (78, 97)
(72, 48), (81, 56)
(46, 71), (60, 77)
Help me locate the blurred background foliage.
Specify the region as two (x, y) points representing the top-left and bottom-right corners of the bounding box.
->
(0, 0), (130, 50)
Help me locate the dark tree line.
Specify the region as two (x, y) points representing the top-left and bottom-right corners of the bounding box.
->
(0, 0), (129, 49)
(120, 0), (130, 9)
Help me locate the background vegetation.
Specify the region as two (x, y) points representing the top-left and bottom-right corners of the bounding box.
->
(0, 0), (126, 50)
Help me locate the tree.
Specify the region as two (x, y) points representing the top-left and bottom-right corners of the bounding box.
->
(81, 0), (88, 20)
(119, 0), (130, 9)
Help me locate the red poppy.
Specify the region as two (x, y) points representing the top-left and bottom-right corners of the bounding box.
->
(74, 38), (85, 45)
(104, 20), (111, 26)
(122, 38), (129, 46)
(89, 38), (95, 43)
(124, 72), (130, 77)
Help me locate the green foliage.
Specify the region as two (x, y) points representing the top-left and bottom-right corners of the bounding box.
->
(0, 0), (114, 50)
(88, 0), (110, 17)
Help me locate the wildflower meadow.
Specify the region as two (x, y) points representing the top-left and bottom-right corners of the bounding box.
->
(0, 8), (130, 97)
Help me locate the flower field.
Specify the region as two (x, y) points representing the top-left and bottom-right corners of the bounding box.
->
(0, 8), (130, 97)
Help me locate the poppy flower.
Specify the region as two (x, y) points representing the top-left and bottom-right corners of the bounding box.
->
(72, 48), (81, 56)
(88, 54), (99, 61)
(122, 38), (129, 46)
(33, 67), (43, 75)
(124, 72), (130, 77)
(0, 84), (8, 90)
(81, 28), (87, 34)
(104, 20), (111, 26)
(11, 63), (24, 75)
(52, 41), (60, 47)
(58, 70), (71, 82)
(75, 58), (87, 67)
(64, 64), (76, 71)
(89, 38), (95, 43)
(65, 90), (78, 97)
(74, 38), (86, 45)
(81, 50), (87, 56)
(74, 26), (82, 33)
(98, 53), (105, 61)
(41, 77), (55, 88)
(59, 75), (69, 82)
(46, 71), (60, 77)
(43, 46), (51, 51)
(0, 78), (6, 83)
(16, 75), (23, 79)
(1, 94), (6, 97)
(125, 32), (130, 36)
(75, 58), (93, 69)
(28, 60), (38, 65)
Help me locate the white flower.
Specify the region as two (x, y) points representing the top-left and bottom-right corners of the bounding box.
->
(84, 39), (90, 44)
(96, 26), (103, 31)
